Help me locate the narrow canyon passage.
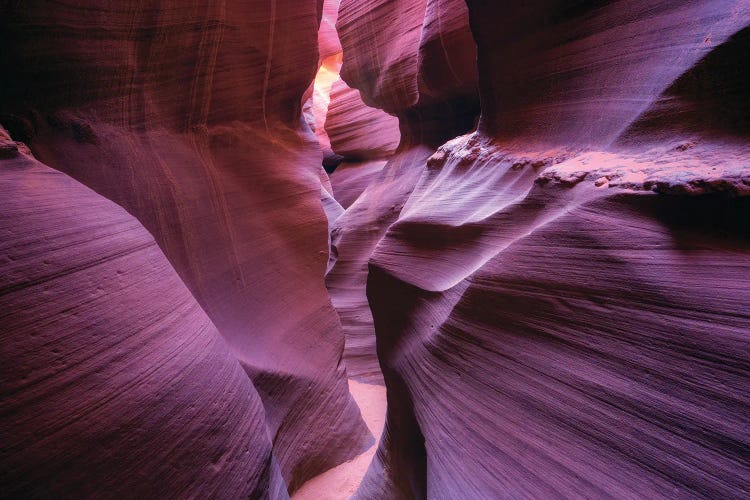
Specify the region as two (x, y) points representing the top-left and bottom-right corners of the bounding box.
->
(293, 7), (396, 493)
(1, 1), (749, 499)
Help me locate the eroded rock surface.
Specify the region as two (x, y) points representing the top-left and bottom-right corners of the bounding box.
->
(326, 78), (400, 210)
(362, 134), (750, 498)
(337, 0), (478, 141)
(2, 0), (749, 498)
(333, 1), (750, 498)
(328, 0), (479, 382)
(326, 79), (400, 163)
(0, 1), (370, 494)
(0, 144), (287, 498)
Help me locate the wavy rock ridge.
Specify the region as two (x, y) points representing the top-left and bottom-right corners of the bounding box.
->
(325, 1), (750, 498)
(1, 0), (749, 498)
(327, 0), (479, 383)
(1, 1), (370, 496)
(0, 136), (285, 498)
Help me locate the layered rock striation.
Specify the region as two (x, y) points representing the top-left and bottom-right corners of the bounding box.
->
(0, 1), (370, 494)
(327, 0), (479, 382)
(328, 1), (750, 498)
(2, 0), (749, 498)
(0, 139), (286, 498)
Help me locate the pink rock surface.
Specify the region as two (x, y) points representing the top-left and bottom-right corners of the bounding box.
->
(0, 144), (285, 498)
(361, 134), (750, 498)
(337, 0), (478, 143)
(620, 24), (750, 143)
(346, 2), (750, 497)
(328, 0), (481, 382)
(330, 160), (388, 209)
(326, 78), (400, 161)
(0, 1), (370, 493)
(337, 0), (426, 114)
(466, 0), (750, 146)
(319, 0), (343, 61)
(328, 148), (435, 383)
(417, 0), (479, 108)
(2, 0), (749, 497)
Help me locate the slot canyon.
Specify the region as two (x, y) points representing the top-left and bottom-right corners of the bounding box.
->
(1, 0), (749, 498)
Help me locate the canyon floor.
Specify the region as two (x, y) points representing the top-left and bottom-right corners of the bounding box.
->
(294, 380), (387, 499)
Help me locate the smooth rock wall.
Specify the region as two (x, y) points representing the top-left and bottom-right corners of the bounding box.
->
(359, 134), (750, 498)
(466, 0), (750, 146)
(0, 1), (370, 493)
(0, 141), (286, 499)
(328, 0), (480, 382)
(326, 0), (750, 498)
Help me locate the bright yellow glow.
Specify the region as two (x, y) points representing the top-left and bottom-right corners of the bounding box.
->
(311, 52), (343, 151)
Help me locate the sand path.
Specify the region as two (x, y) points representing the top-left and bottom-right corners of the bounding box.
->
(293, 380), (387, 499)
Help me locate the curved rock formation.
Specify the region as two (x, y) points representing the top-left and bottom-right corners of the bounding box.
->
(326, 79), (400, 163)
(325, 79), (400, 209)
(337, 0), (478, 143)
(361, 135), (750, 498)
(329, 160), (388, 209)
(467, 0), (750, 146)
(3, 0), (749, 497)
(0, 141), (285, 498)
(350, 1), (750, 497)
(328, 147), (436, 382)
(620, 25), (750, 143)
(328, 0), (479, 382)
(320, 0), (343, 61)
(0, 1), (370, 493)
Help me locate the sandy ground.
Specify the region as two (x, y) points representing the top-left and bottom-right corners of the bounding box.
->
(293, 379), (387, 499)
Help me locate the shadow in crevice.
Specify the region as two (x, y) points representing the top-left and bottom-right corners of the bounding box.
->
(620, 26), (750, 143)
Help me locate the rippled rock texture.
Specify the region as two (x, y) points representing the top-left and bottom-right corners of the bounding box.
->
(337, 0), (478, 142)
(342, 1), (750, 498)
(2, 0), (749, 498)
(362, 135), (750, 498)
(328, 0), (479, 382)
(327, 79), (400, 164)
(325, 79), (400, 209)
(0, 1), (370, 495)
(0, 140), (286, 498)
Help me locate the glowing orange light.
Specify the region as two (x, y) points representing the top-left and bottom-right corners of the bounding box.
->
(311, 52), (343, 152)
